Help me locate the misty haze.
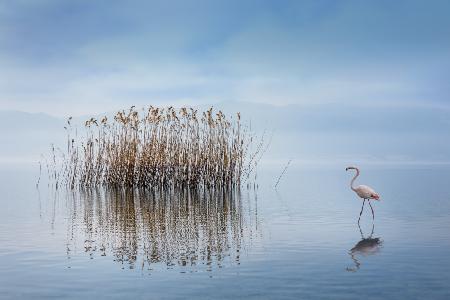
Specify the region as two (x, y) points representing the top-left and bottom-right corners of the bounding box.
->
(1, 1), (450, 299)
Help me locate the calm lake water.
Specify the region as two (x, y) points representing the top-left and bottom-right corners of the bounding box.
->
(1, 163), (450, 299)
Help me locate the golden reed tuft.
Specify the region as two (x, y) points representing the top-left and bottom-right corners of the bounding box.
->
(51, 106), (261, 189)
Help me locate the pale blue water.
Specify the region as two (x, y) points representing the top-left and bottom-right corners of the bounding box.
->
(1, 163), (450, 299)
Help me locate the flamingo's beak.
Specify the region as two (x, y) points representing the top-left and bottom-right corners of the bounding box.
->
(345, 167), (349, 171)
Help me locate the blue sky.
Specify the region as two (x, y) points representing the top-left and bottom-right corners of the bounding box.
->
(0, 0), (449, 116)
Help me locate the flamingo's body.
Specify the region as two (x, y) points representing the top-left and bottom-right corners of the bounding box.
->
(353, 185), (379, 201)
(346, 166), (380, 223)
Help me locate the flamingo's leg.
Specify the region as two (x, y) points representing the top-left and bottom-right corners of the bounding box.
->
(358, 199), (366, 224)
(368, 200), (375, 220)
(357, 221), (364, 238)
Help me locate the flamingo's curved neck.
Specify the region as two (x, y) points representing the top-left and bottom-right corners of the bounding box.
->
(350, 168), (359, 191)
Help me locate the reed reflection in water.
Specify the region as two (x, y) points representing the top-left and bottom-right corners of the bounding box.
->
(64, 187), (258, 271)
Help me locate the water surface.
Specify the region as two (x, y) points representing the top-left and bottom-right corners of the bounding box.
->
(1, 163), (450, 299)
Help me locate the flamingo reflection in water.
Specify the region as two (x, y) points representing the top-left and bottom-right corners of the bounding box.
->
(346, 223), (383, 272)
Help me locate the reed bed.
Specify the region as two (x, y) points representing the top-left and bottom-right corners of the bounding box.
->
(53, 106), (262, 189)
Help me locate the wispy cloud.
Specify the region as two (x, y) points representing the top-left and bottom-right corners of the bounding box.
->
(0, 0), (449, 115)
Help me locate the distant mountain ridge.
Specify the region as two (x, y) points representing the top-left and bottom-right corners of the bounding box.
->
(2, 101), (448, 133)
(0, 110), (64, 132)
(1, 102), (449, 165)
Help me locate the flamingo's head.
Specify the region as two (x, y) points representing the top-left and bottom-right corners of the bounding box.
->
(346, 166), (357, 171)
(372, 193), (380, 201)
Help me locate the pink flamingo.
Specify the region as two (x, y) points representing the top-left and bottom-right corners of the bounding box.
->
(346, 166), (380, 223)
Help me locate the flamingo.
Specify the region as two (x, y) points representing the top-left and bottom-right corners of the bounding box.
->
(346, 166), (380, 223)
